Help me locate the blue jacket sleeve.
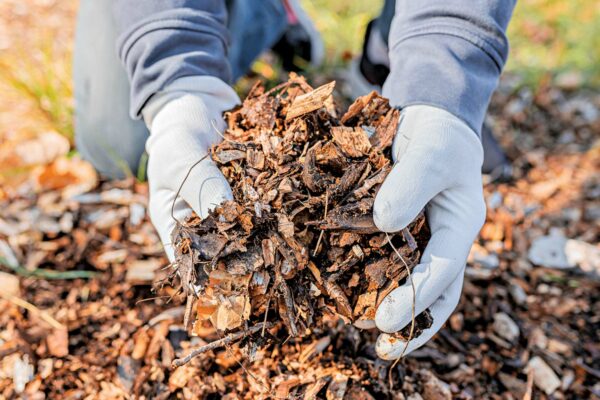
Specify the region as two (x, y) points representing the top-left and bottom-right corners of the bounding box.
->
(113, 0), (231, 119)
(382, 1), (516, 135)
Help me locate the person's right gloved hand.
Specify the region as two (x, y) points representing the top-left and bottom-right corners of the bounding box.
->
(142, 77), (240, 260)
(372, 105), (487, 359)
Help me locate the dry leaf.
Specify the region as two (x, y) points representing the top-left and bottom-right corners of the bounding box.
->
(33, 156), (98, 197)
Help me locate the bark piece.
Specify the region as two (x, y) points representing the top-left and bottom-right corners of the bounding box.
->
(369, 108), (400, 151)
(286, 81), (336, 121)
(331, 127), (371, 158)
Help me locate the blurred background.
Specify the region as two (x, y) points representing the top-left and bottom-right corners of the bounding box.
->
(0, 0), (598, 191)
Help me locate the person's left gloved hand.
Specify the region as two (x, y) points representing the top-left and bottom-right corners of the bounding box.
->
(372, 105), (486, 359)
(142, 77), (240, 261)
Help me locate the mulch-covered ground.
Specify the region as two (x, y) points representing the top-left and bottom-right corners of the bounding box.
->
(0, 77), (599, 399)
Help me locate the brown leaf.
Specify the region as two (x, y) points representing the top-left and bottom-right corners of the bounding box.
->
(33, 156), (98, 197)
(277, 213), (295, 238)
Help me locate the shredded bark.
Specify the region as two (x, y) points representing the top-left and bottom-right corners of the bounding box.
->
(170, 76), (432, 352)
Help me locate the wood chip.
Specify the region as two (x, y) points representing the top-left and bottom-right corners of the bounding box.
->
(332, 127), (372, 158)
(286, 81), (336, 121)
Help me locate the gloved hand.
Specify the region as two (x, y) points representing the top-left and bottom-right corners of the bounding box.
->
(143, 77), (240, 260)
(373, 105), (486, 359)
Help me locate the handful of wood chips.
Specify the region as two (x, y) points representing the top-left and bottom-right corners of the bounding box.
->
(170, 74), (431, 348)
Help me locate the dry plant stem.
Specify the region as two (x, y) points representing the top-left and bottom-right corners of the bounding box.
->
(262, 286), (276, 337)
(385, 232), (416, 388)
(170, 155), (209, 225)
(215, 325), (271, 394)
(0, 292), (63, 330)
(523, 369), (534, 400)
(183, 293), (194, 329)
(313, 190), (329, 257)
(172, 322), (272, 368)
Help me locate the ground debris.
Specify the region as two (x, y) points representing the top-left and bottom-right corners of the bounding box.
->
(1, 75), (599, 399)
(526, 356), (561, 395)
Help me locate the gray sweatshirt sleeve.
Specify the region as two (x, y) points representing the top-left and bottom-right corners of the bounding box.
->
(113, 0), (231, 119)
(382, 1), (516, 135)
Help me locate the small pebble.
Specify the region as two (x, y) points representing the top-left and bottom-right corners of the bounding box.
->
(493, 312), (520, 343)
(528, 230), (572, 269)
(565, 239), (600, 276)
(526, 356), (561, 395)
(529, 327), (548, 349)
(509, 282), (527, 305)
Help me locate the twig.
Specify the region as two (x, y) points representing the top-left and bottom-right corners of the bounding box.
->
(172, 322), (271, 368)
(183, 294), (195, 329)
(171, 154), (210, 225)
(263, 78), (300, 96)
(312, 190), (328, 256)
(135, 295), (172, 305)
(262, 285), (276, 337)
(385, 232), (416, 389)
(210, 119), (240, 144)
(212, 321), (272, 395)
(0, 292), (63, 330)
(523, 368), (534, 400)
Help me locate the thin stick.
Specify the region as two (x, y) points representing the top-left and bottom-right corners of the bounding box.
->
(210, 119), (240, 144)
(135, 295), (171, 304)
(385, 232), (416, 388)
(312, 190), (328, 256)
(228, 349), (270, 395)
(172, 322), (271, 368)
(183, 294), (195, 329)
(171, 155), (210, 225)
(262, 285), (276, 337)
(0, 292), (63, 330)
(213, 324), (271, 394)
(264, 79), (297, 96)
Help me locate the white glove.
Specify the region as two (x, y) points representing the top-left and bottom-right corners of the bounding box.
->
(372, 105), (486, 359)
(143, 77), (240, 260)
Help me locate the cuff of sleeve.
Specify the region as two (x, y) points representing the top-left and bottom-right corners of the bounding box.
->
(117, 11), (232, 120)
(382, 33), (503, 136)
(142, 76), (240, 130)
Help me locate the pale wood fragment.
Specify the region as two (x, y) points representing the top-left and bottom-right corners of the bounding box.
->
(286, 81), (336, 121)
(331, 126), (372, 158)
